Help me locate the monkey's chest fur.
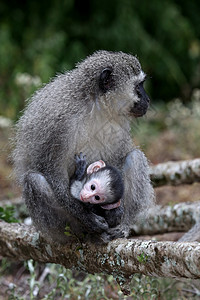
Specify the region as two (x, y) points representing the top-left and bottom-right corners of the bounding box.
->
(66, 109), (133, 177)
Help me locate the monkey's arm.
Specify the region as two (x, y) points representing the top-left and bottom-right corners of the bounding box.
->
(70, 153), (87, 199)
(105, 149), (154, 241)
(122, 149), (154, 231)
(73, 153), (87, 181)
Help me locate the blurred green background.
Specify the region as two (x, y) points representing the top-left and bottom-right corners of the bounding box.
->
(0, 0), (200, 118)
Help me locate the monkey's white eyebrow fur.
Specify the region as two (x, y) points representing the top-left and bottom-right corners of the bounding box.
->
(134, 71), (146, 82)
(94, 170), (113, 196)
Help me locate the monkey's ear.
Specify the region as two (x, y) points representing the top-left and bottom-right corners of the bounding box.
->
(87, 160), (106, 174)
(99, 68), (113, 93)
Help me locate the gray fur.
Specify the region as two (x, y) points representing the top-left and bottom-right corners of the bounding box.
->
(13, 50), (154, 243)
(70, 180), (84, 199)
(179, 223), (200, 242)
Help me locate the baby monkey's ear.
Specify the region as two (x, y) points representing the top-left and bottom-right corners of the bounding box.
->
(87, 160), (106, 174)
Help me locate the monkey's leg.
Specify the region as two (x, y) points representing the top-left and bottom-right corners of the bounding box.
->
(106, 149), (154, 240)
(23, 172), (70, 243)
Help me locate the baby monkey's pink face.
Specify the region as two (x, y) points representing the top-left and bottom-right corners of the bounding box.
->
(79, 160), (121, 210)
(80, 159), (107, 204)
(80, 177), (106, 204)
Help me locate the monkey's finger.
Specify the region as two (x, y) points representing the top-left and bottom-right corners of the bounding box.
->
(94, 215), (109, 231)
(79, 152), (86, 160)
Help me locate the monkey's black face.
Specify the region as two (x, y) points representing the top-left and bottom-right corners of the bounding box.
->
(130, 82), (150, 117)
(97, 57), (150, 118)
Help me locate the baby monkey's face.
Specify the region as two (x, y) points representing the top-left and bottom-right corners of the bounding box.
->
(80, 176), (107, 204)
(79, 160), (123, 210)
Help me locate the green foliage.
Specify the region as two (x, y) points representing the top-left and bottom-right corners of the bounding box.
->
(64, 224), (73, 237)
(0, 1), (199, 118)
(1, 258), (200, 299)
(131, 275), (159, 299)
(0, 258), (12, 276)
(5, 262), (200, 299)
(26, 260), (39, 300)
(0, 205), (19, 223)
(133, 89), (200, 161)
(137, 253), (149, 264)
(165, 90), (200, 157)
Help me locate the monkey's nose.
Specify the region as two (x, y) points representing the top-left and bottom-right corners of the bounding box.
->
(80, 193), (91, 202)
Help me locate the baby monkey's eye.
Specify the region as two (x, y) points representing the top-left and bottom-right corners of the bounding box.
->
(95, 195), (100, 200)
(91, 184), (95, 190)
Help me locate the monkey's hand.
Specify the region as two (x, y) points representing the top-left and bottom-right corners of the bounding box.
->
(85, 212), (109, 233)
(100, 226), (128, 242)
(74, 152), (87, 181)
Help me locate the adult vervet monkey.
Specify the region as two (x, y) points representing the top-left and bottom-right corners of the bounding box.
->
(13, 50), (154, 243)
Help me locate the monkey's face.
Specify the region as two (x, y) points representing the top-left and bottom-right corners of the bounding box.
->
(79, 168), (116, 205)
(78, 51), (150, 118)
(101, 70), (150, 118)
(79, 178), (107, 205)
(97, 56), (150, 118)
(128, 74), (150, 117)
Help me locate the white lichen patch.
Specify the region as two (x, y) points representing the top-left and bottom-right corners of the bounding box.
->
(78, 249), (84, 262)
(115, 244), (125, 254)
(125, 241), (134, 249)
(140, 241), (152, 249)
(45, 244), (52, 256)
(30, 232), (40, 246)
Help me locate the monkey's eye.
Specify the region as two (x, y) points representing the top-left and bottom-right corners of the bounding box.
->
(91, 184), (96, 191)
(95, 195), (100, 200)
(135, 82), (143, 97)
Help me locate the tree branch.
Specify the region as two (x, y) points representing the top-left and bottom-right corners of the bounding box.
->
(150, 158), (200, 187)
(1, 158), (200, 293)
(1, 199), (200, 237)
(131, 201), (200, 236)
(0, 220), (200, 283)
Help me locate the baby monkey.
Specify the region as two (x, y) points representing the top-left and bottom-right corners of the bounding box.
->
(70, 153), (124, 227)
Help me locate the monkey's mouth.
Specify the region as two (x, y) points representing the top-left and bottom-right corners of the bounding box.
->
(130, 110), (147, 117)
(129, 101), (149, 117)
